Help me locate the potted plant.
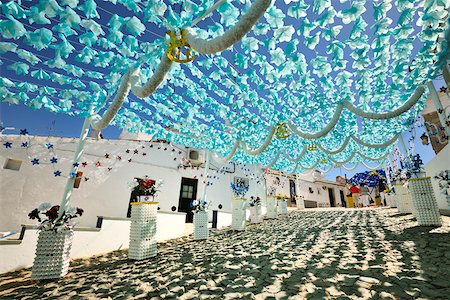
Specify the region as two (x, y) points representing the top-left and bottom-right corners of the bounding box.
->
(128, 177), (164, 260)
(275, 195), (289, 214)
(191, 198), (209, 240)
(230, 180), (249, 231)
(28, 203), (83, 280)
(129, 176), (163, 202)
(249, 196), (262, 223)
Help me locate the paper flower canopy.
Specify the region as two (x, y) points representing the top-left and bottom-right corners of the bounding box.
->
(0, 0), (448, 173)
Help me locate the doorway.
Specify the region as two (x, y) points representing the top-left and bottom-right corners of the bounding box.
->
(178, 177), (198, 223)
(339, 190), (346, 207)
(289, 179), (297, 207)
(328, 187), (336, 207)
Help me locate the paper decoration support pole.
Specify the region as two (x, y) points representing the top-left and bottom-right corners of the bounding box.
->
(191, 0), (225, 27)
(427, 81), (450, 137)
(398, 135), (409, 157)
(58, 116), (92, 218)
(383, 162), (393, 190)
(201, 150), (211, 200)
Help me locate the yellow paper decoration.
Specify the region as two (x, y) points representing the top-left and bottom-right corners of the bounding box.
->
(307, 143), (318, 151)
(166, 29), (196, 63)
(275, 122), (290, 139)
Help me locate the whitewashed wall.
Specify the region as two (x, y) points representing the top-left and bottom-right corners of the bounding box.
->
(264, 173), (291, 197)
(424, 144), (450, 210)
(296, 170), (345, 207)
(0, 135), (266, 231)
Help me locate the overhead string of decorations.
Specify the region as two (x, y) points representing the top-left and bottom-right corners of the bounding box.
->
(0, 0), (448, 172)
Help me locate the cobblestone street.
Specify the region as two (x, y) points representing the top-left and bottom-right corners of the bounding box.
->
(1, 208), (450, 299)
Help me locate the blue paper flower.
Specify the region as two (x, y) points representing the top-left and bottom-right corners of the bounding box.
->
(50, 157), (58, 164)
(21, 142), (28, 148)
(3, 142), (12, 148)
(45, 143), (54, 149)
(19, 129), (28, 135)
(54, 170), (62, 176)
(31, 158), (39, 165)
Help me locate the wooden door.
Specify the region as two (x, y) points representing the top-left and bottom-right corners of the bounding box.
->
(178, 177), (198, 223)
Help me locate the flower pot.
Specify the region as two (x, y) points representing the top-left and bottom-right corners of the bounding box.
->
(277, 200), (288, 214)
(129, 202), (158, 260)
(31, 229), (74, 280)
(193, 211), (209, 240)
(139, 195), (154, 202)
(266, 197), (277, 219)
(249, 206), (262, 223)
(409, 177), (442, 226)
(231, 198), (247, 231)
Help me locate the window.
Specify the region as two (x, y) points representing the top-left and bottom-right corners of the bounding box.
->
(3, 158), (22, 171)
(182, 185), (194, 198)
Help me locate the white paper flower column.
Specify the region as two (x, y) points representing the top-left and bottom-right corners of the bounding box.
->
(409, 177), (442, 226)
(266, 197), (278, 219)
(278, 200), (288, 215)
(193, 211), (209, 240)
(231, 198), (247, 231)
(296, 196), (305, 210)
(129, 202), (157, 260)
(394, 184), (414, 214)
(385, 194), (396, 207)
(31, 229), (74, 280)
(249, 206), (262, 223)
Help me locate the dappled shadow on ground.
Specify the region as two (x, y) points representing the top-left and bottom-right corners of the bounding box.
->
(1, 208), (450, 299)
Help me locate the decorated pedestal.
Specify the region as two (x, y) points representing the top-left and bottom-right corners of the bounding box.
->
(385, 194), (396, 207)
(296, 196), (305, 210)
(193, 211), (209, 240)
(277, 200), (288, 214)
(129, 202), (158, 260)
(394, 184), (414, 214)
(409, 177), (442, 226)
(374, 195), (381, 206)
(346, 195), (354, 208)
(249, 206), (262, 223)
(266, 197), (278, 219)
(31, 229), (74, 280)
(231, 198), (247, 231)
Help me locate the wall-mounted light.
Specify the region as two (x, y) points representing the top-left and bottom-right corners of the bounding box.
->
(420, 132), (429, 145)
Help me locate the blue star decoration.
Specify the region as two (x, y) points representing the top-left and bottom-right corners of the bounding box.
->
(72, 162), (79, 168)
(45, 143), (54, 149)
(3, 142), (12, 148)
(50, 157), (58, 164)
(21, 142), (28, 148)
(20, 129), (28, 135)
(54, 170), (62, 177)
(31, 158), (39, 165)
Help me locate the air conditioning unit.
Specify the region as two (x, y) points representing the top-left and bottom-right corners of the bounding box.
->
(186, 149), (205, 166)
